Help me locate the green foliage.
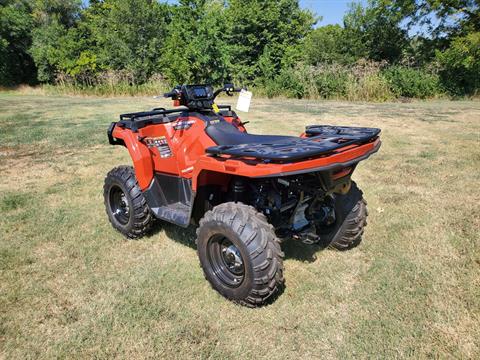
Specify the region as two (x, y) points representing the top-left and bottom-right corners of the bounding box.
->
(304, 2), (410, 67)
(260, 61), (397, 102)
(0, 0), (478, 98)
(343, 1), (408, 63)
(263, 65), (310, 98)
(436, 32), (480, 95)
(0, 0), (36, 85)
(88, 0), (169, 83)
(29, 0), (169, 84)
(225, 0), (316, 84)
(30, 19), (66, 82)
(304, 25), (354, 65)
(29, 0), (81, 82)
(383, 65), (443, 98)
(313, 65), (350, 98)
(160, 0), (229, 85)
(31, 0), (82, 27)
(379, 0), (480, 36)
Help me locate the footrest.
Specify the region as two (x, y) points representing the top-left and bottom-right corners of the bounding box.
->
(143, 174), (193, 227)
(150, 202), (191, 227)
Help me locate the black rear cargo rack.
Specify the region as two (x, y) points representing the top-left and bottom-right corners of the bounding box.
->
(304, 125), (380, 139)
(206, 125), (380, 163)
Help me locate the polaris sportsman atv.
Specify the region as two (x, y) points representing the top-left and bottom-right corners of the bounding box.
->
(104, 84), (381, 306)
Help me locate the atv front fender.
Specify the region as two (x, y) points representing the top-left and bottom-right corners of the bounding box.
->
(111, 124), (154, 190)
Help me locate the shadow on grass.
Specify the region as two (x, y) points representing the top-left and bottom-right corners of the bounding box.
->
(281, 239), (326, 263)
(149, 221), (197, 249)
(155, 220), (325, 264)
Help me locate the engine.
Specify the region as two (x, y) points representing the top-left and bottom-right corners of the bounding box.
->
(233, 172), (346, 244)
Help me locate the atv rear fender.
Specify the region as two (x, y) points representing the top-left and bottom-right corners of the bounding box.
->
(191, 138), (380, 191)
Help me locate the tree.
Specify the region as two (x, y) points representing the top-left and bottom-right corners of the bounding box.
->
(160, 0), (229, 85)
(302, 1), (410, 67)
(29, 0), (81, 82)
(436, 31), (480, 94)
(0, 0), (36, 85)
(375, 0), (480, 93)
(29, 0), (170, 84)
(343, 1), (408, 63)
(88, 0), (170, 83)
(304, 25), (358, 65)
(225, 0), (315, 84)
(377, 0), (480, 36)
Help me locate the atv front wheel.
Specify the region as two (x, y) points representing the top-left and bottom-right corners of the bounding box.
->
(319, 182), (368, 250)
(196, 202), (284, 307)
(104, 166), (155, 239)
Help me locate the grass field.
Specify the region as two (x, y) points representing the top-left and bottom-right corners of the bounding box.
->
(1, 92), (479, 359)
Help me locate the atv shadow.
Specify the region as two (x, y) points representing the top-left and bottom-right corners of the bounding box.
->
(154, 221), (197, 250)
(155, 221), (325, 264)
(281, 239), (328, 263)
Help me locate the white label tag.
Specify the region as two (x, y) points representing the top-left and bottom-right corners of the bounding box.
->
(236, 89), (252, 112)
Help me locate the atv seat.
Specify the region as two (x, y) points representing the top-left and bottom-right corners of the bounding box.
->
(205, 120), (297, 145)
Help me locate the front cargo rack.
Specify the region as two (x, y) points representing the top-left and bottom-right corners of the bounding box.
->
(118, 105), (233, 131)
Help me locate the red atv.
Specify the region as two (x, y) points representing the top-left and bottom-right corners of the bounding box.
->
(104, 84), (381, 306)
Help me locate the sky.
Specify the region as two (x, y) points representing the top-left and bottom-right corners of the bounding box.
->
(300, 0), (367, 26)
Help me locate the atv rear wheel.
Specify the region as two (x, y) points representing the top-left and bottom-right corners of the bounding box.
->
(196, 202), (284, 307)
(104, 166), (155, 239)
(319, 182), (368, 250)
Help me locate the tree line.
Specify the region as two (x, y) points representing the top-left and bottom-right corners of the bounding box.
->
(1, 0), (479, 99)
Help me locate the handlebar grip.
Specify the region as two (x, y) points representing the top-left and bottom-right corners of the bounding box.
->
(164, 91), (176, 98)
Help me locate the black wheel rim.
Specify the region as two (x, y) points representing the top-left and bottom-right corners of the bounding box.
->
(109, 185), (130, 226)
(207, 234), (245, 288)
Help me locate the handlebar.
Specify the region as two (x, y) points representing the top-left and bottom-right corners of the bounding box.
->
(162, 84), (245, 102)
(163, 90), (176, 98)
(163, 87), (181, 99)
(213, 84), (243, 99)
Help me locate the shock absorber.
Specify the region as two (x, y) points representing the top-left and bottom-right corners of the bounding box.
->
(232, 178), (246, 203)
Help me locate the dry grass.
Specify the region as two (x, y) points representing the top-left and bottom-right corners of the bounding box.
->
(0, 92), (479, 359)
